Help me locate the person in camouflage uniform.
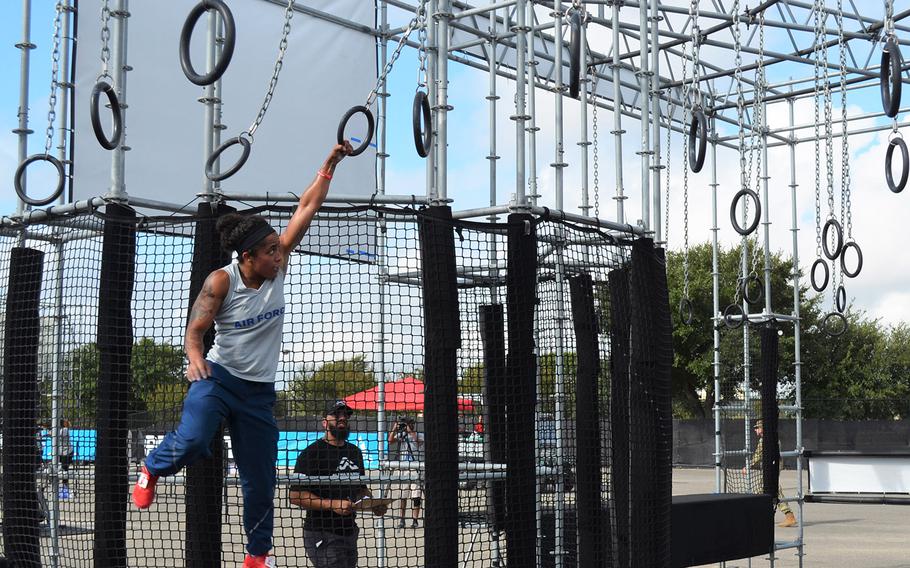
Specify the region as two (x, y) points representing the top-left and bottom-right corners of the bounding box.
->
(748, 420), (798, 528)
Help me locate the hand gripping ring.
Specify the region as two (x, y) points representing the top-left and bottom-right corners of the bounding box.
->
(568, 10), (582, 99)
(90, 80), (123, 150)
(14, 154), (66, 206)
(206, 135), (251, 182)
(836, 284), (847, 314)
(881, 37), (903, 119)
(821, 218), (843, 260)
(729, 188), (761, 236)
(723, 304), (745, 329)
(822, 311), (848, 337)
(840, 241), (863, 278)
(678, 297), (693, 325)
(885, 136), (909, 193)
(412, 91), (432, 158)
(810, 258), (829, 292)
(741, 274), (763, 306)
(179, 0), (236, 86)
(338, 105), (375, 157)
(688, 107), (707, 173)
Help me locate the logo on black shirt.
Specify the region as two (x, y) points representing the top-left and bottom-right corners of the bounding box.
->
(337, 457), (359, 472)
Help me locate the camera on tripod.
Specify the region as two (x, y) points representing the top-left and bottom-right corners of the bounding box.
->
(395, 416), (413, 432)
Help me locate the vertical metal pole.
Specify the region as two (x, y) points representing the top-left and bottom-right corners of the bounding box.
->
(426, 0), (438, 200)
(579, 17), (590, 217)
(788, 88), (805, 567)
(212, 17), (225, 196)
(201, 9), (219, 198)
(638, 0), (651, 230)
(710, 125), (722, 493)
(650, 0), (662, 242)
(108, 0), (129, 200)
(435, 0), (451, 202)
(526, 7), (539, 208)
(54, 0), (73, 208)
(50, 240), (65, 568)
(611, 2), (626, 224)
(376, 3), (389, 565)
(14, 0), (35, 217)
(513, 0), (528, 207)
(761, 103), (772, 313)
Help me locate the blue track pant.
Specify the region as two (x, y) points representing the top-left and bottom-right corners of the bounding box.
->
(144, 361), (278, 556)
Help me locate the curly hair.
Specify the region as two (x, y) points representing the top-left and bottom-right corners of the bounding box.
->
(215, 213), (274, 255)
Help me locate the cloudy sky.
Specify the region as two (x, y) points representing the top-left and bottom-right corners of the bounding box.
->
(2, 1), (908, 330)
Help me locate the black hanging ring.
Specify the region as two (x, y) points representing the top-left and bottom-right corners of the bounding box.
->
(840, 241), (863, 278)
(678, 297), (693, 325)
(179, 0), (236, 86)
(822, 311), (848, 337)
(836, 284), (847, 314)
(412, 91), (432, 158)
(723, 304), (745, 329)
(14, 154), (66, 206)
(810, 258), (829, 292)
(821, 219), (843, 260)
(90, 80), (123, 150)
(206, 136), (251, 181)
(729, 188), (761, 236)
(885, 136), (909, 193)
(337, 105), (375, 157)
(742, 274), (764, 306)
(688, 107), (707, 173)
(568, 10), (582, 99)
(881, 37), (902, 119)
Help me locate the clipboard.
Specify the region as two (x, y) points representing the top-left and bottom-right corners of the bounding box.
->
(352, 497), (396, 512)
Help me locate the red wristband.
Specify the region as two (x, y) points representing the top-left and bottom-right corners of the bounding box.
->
(317, 170), (332, 181)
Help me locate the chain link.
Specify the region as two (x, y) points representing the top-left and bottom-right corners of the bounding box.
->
(44, 2), (65, 156)
(416, 0), (428, 90)
(838, 0), (853, 240)
(243, 0), (295, 139)
(665, 99), (672, 245)
(591, 68), (601, 219)
(99, 0), (112, 80)
(367, 13), (423, 109)
(886, 0), (895, 36)
(813, 0), (824, 258)
(749, 10), (766, 279)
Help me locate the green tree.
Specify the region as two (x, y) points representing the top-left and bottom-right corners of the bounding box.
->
(459, 362), (484, 395)
(278, 356), (377, 416)
(59, 338), (187, 420)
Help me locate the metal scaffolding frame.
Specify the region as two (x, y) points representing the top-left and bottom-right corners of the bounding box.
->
(7, 1), (910, 566)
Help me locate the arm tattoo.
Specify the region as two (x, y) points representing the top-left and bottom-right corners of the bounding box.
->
(189, 280), (218, 323)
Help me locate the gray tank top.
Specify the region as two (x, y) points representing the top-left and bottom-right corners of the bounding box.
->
(207, 262), (286, 383)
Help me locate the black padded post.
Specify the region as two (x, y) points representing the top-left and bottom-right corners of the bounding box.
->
(185, 202), (235, 567)
(418, 205), (460, 568)
(628, 240), (673, 568)
(759, 325), (781, 499)
(608, 266), (631, 567)
(94, 203), (137, 568)
(2, 247), (44, 566)
(479, 304), (506, 533)
(569, 273), (610, 567)
(505, 213), (538, 568)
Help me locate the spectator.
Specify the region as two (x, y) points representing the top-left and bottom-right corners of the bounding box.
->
(388, 416), (423, 528)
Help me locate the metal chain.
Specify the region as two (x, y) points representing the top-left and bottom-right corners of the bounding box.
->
(820, 3), (839, 308)
(44, 2), (65, 156)
(813, 0), (823, 261)
(367, 13), (423, 108)
(839, 0), (853, 240)
(665, 99), (673, 245)
(749, 10), (766, 279)
(886, 0), (895, 36)
(733, 0), (746, 195)
(416, 0), (428, 90)
(99, 0), (112, 80)
(245, 0), (295, 139)
(592, 68), (601, 219)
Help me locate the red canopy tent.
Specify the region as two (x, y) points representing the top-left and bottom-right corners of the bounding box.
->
(343, 376), (475, 412)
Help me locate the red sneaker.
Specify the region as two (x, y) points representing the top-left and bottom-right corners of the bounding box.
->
(243, 554), (276, 567)
(131, 465), (159, 509)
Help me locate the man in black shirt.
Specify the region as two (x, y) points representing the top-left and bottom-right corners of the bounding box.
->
(290, 401), (387, 567)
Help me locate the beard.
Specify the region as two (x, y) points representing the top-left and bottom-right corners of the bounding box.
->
(329, 424), (350, 441)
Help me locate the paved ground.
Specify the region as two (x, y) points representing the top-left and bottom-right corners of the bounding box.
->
(674, 468), (910, 568)
(14, 466), (910, 566)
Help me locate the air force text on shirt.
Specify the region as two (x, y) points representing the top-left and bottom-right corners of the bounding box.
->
(232, 307), (286, 329)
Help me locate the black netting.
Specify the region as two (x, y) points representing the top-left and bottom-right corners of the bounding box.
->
(0, 205), (677, 567)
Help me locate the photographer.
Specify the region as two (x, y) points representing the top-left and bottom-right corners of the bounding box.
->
(388, 416), (423, 528)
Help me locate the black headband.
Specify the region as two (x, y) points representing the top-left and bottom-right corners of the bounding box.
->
(236, 224), (276, 255)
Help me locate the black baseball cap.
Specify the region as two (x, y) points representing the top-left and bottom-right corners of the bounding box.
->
(326, 400), (353, 417)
